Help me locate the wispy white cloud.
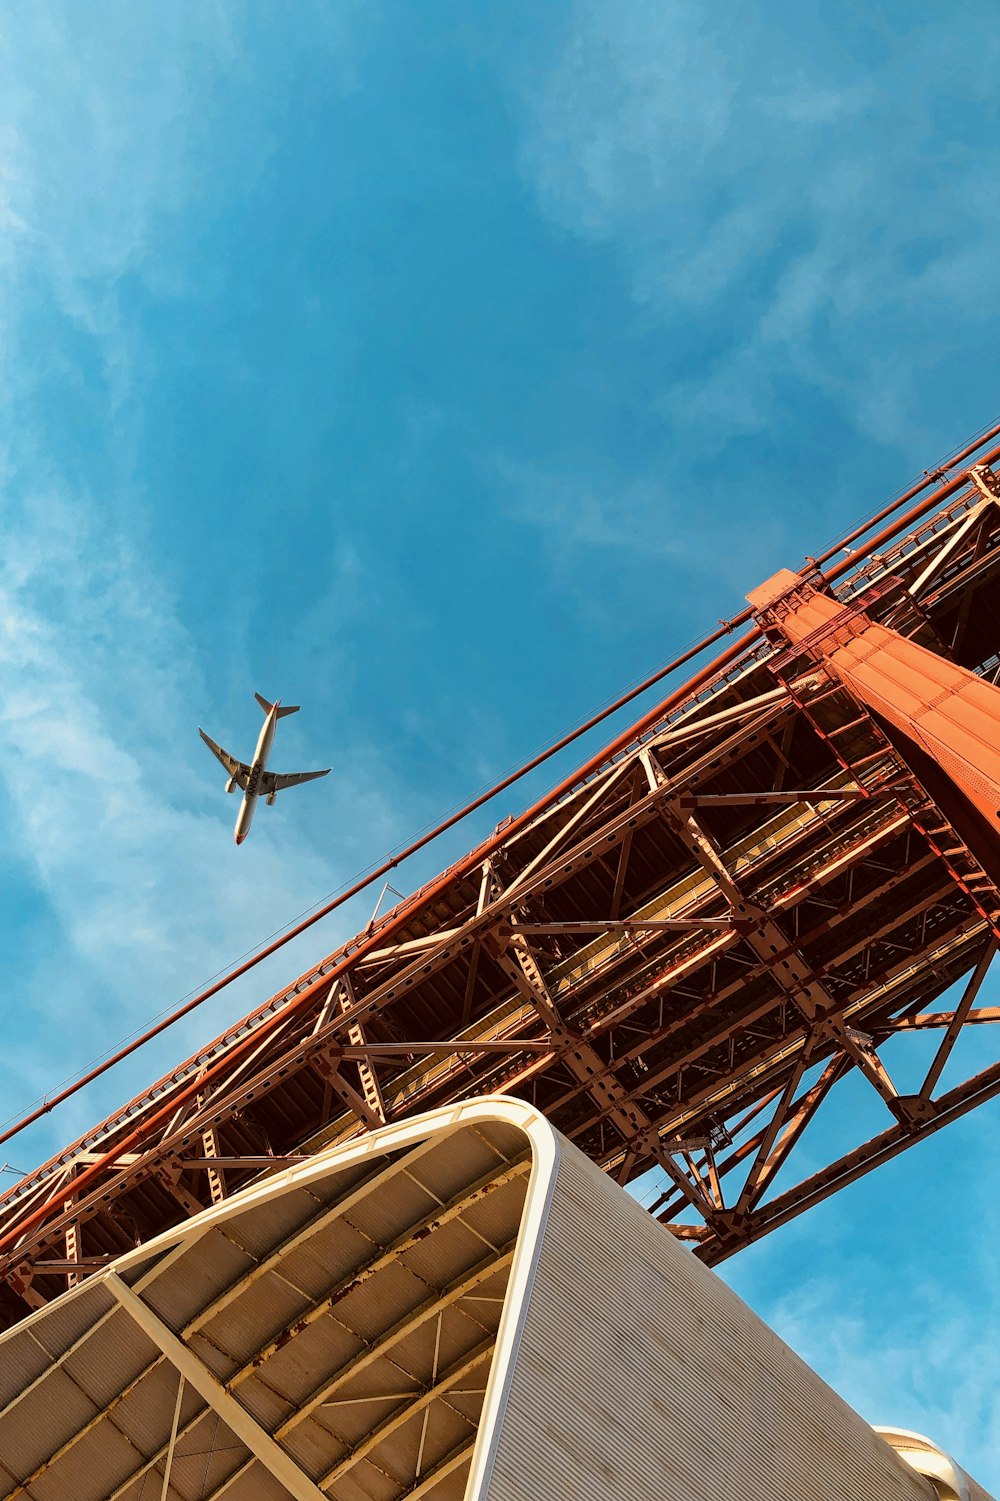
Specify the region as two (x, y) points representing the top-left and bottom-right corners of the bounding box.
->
(0, 2), (377, 410)
(0, 7), (397, 1166)
(516, 3), (1000, 455)
(755, 1252), (1000, 1487)
(0, 488), (348, 1145)
(498, 458), (687, 557)
(492, 449), (788, 621)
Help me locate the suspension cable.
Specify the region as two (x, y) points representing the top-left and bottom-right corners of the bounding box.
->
(2, 416), (1000, 1165)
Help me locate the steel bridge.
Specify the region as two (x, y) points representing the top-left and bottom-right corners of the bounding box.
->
(4, 431), (1000, 1331)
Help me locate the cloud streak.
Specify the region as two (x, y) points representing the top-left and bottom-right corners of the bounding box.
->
(517, 2), (1000, 455)
(750, 1245), (1000, 1487)
(0, 6), (398, 1167)
(0, 488), (348, 1151)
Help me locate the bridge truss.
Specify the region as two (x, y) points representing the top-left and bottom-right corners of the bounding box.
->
(4, 442), (1000, 1330)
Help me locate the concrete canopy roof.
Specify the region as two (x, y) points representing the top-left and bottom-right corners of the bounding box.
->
(0, 1096), (991, 1501)
(0, 1100), (539, 1501)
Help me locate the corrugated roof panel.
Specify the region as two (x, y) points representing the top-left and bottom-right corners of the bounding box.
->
(280, 1330), (494, 1477)
(168, 1413), (258, 1501)
(112, 1358), (202, 1455)
(191, 1220), (383, 1354)
(33, 1280), (117, 1353)
(237, 1291), (402, 1413)
(401, 1220), (513, 1292)
(183, 1326), (236, 1383)
(356, 1402), (474, 1499)
(0, 1325), (52, 1411)
(141, 1224), (258, 1331)
(221, 1181), (342, 1262)
(282, 1412), (351, 1480)
(0, 1279), (114, 1416)
(0, 1363), (102, 1479)
(431, 1464), (474, 1501)
(62, 1305), (155, 1410)
(235, 1370), (299, 1435)
(317, 1356), (422, 1415)
(412, 1131), (514, 1201)
(31, 1410), (156, 1501)
(337, 1169), (447, 1249)
(447, 1386), (488, 1430)
(198, 1267), (318, 1370)
(343, 1254), (445, 1332)
(272, 1225), (371, 1304)
(398, 1229), (487, 1294)
(222, 1456), (298, 1501)
(117, 1242), (172, 1284)
(281, 1202), (409, 1287)
(387, 1317), (495, 1398)
(330, 1461), (399, 1501)
(105, 1406), (251, 1501)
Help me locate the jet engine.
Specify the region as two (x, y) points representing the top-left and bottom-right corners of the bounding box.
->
(225, 775), (238, 794)
(266, 790), (277, 806)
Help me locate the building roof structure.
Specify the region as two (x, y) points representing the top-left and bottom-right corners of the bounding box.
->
(1, 1099), (991, 1501)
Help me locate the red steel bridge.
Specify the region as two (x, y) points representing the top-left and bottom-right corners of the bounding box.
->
(4, 427), (1000, 1331)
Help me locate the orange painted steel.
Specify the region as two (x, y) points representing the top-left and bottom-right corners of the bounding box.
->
(0, 631), (756, 1264)
(6, 430), (1000, 1317)
(0, 625), (756, 1161)
(748, 567), (1000, 833)
(820, 417), (1000, 579)
(6, 425), (1000, 1168)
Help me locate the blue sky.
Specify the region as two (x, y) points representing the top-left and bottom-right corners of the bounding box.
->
(1, 0), (999, 1483)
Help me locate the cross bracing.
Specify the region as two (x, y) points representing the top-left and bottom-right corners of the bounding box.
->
(4, 447), (1000, 1326)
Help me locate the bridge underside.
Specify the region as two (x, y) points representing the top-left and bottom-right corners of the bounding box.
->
(3, 457), (1000, 1330)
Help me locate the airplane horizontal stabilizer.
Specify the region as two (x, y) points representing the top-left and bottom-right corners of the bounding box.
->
(255, 693), (300, 718)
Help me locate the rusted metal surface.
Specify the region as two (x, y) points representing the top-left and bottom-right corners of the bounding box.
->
(0, 1111), (530, 1501)
(3, 448), (1000, 1328)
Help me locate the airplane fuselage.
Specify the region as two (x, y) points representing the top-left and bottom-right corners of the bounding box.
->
(234, 704), (279, 844)
(200, 693), (330, 845)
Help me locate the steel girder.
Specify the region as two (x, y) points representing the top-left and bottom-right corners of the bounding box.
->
(3, 471), (1000, 1325)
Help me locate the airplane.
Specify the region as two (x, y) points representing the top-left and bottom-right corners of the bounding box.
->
(199, 694), (330, 845)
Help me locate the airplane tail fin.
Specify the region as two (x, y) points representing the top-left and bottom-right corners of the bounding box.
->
(255, 693), (300, 718)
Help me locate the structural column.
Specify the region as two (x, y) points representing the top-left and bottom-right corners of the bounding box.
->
(748, 567), (1000, 833)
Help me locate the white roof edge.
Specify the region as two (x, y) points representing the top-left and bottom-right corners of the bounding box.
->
(1, 1094), (558, 1345)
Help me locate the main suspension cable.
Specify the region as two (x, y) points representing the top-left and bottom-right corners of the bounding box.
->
(3, 414), (1000, 1162)
(0, 619), (753, 1156)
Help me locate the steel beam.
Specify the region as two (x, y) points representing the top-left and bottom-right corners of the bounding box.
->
(106, 1274), (329, 1501)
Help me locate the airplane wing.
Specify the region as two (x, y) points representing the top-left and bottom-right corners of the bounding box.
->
(261, 767), (331, 794)
(199, 728), (251, 789)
